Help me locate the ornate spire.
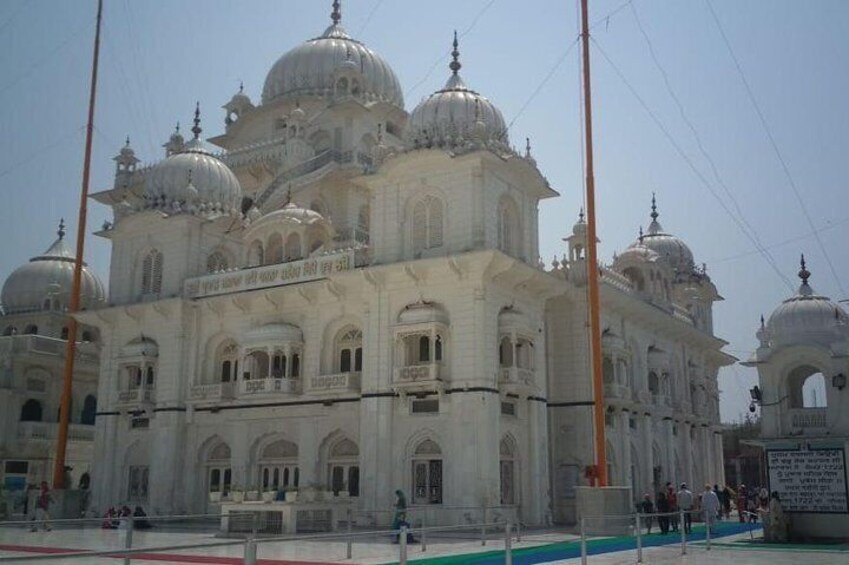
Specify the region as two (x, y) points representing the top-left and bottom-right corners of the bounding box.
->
(799, 254), (811, 286)
(125, 136), (131, 147)
(239, 81), (244, 94)
(57, 218), (66, 240)
(284, 184), (292, 206)
(525, 137), (532, 159)
(331, 0), (341, 25)
(191, 102), (202, 140)
(450, 30), (462, 75)
(579, 208), (585, 223)
(650, 192), (658, 222)
(638, 226), (644, 243)
(175, 122), (181, 135)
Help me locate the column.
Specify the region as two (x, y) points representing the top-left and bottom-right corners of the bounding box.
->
(643, 414), (653, 495)
(619, 410), (632, 493)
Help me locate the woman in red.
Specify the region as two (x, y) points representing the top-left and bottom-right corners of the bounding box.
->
(737, 485), (748, 523)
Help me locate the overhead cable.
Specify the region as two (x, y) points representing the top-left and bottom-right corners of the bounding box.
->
(705, 0), (846, 298)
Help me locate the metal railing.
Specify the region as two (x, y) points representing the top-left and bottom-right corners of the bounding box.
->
(0, 510), (520, 564)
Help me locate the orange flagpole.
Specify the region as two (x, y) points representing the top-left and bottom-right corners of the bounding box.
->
(580, 0), (608, 486)
(53, 0), (103, 489)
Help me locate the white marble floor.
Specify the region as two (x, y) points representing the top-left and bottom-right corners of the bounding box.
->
(0, 526), (847, 565)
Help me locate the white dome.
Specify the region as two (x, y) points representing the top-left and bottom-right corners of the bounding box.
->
(261, 7), (403, 109)
(144, 139), (242, 214)
(246, 202), (329, 232)
(765, 259), (849, 347)
(1, 223), (106, 314)
(408, 35), (508, 151)
(615, 243), (661, 266)
(629, 197), (694, 275)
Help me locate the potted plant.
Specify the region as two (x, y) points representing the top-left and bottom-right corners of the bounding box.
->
(208, 491), (222, 503)
(262, 489), (276, 502)
(284, 486), (299, 503)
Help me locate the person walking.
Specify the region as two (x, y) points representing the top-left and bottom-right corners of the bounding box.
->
(656, 491), (670, 534)
(638, 493), (654, 534)
(666, 483), (679, 532)
(30, 482), (52, 532)
(736, 485), (748, 523)
(677, 483), (693, 534)
(702, 484), (721, 534)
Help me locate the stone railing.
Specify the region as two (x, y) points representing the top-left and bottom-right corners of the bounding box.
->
(116, 388), (154, 405)
(239, 377), (301, 396)
(789, 408), (827, 430)
(18, 422), (95, 442)
(306, 372), (362, 394)
(604, 383), (630, 400)
(0, 335), (98, 363)
(394, 363), (442, 384)
(499, 367), (535, 386)
(190, 382), (236, 401)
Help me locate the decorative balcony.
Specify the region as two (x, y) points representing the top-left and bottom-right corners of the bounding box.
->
(789, 408), (827, 432)
(17, 422), (95, 442)
(393, 363), (443, 394)
(499, 367), (534, 386)
(189, 383), (236, 402)
(238, 377), (301, 396)
(305, 372), (361, 395)
(115, 387), (154, 407)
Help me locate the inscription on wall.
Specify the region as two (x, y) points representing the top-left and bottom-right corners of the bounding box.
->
(767, 448), (848, 513)
(184, 251), (355, 298)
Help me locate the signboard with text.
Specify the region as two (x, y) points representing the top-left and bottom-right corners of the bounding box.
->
(184, 251), (355, 299)
(767, 447), (848, 513)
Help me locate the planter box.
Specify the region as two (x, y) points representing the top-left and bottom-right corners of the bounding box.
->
(262, 491), (276, 502)
(285, 491), (298, 503)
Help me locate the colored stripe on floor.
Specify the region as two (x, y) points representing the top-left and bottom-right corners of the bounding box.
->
(0, 544), (344, 565)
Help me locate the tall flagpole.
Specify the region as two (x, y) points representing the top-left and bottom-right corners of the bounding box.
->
(580, 0), (608, 486)
(53, 0), (103, 489)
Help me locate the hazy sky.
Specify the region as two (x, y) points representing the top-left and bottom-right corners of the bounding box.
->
(1, 0), (847, 423)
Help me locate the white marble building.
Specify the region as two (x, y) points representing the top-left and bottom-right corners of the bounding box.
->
(67, 3), (730, 525)
(743, 258), (849, 538)
(0, 222), (105, 493)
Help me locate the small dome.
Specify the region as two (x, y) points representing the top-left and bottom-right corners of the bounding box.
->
(615, 242), (661, 266)
(261, 4), (403, 108)
(144, 106), (242, 214)
(408, 33), (508, 151)
(122, 336), (159, 358)
(765, 257), (849, 347)
(629, 196), (694, 274)
(1, 221), (106, 315)
(572, 209), (587, 237)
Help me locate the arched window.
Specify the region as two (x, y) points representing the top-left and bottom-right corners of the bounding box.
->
(206, 442), (232, 496)
(141, 249), (164, 295)
(603, 358), (615, 385)
(2, 326), (16, 336)
(20, 399), (43, 422)
(61, 327), (70, 340)
(81, 330), (94, 342)
(411, 439), (442, 504)
(327, 438), (360, 496)
(207, 252), (229, 274)
(623, 267), (645, 292)
(248, 240), (264, 267)
(245, 351), (270, 380)
(788, 365), (829, 409)
(217, 341), (239, 383)
(337, 328), (363, 373)
(498, 197), (521, 257)
(81, 395), (97, 425)
(499, 337), (513, 367)
(412, 196), (444, 255)
(648, 372), (659, 395)
(500, 437), (517, 505)
(23, 325), (38, 335)
(266, 234), (284, 264)
(258, 439), (299, 491)
(284, 233), (301, 261)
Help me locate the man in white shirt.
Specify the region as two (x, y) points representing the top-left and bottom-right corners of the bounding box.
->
(677, 483), (694, 534)
(701, 483), (721, 534)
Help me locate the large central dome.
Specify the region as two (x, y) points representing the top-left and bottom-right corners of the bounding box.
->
(261, 3), (403, 109)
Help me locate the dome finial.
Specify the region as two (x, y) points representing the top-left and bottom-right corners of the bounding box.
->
(331, 0), (341, 25)
(799, 253), (811, 286)
(284, 183), (292, 206)
(450, 30), (462, 75)
(650, 192), (658, 222)
(175, 122), (180, 134)
(525, 137), (532, 158)
(125, 136), (131, 147)
(638, 225), (644, 243)
(239, 81), (244, 94)
(57, 218), (66, 240)
(192, 102), (202, 140)
(579, 208), (585, 223)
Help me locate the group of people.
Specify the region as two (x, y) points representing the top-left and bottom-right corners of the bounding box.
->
(101, 505), (152, 530)
(638, 482), (733, 535)
(735, 485), (771, 523)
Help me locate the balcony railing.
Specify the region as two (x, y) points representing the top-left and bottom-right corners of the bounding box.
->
(789, 408), (827, 430)
(116, 387), (155, 406)
(189, 382), (236, 402)
(394, 363), (442, 384)
(499, 367), (535, 386)
(305, 372), (362, 394)
(18, 422), (95, 442)
(604, 383), (630, 400)
(239, 377), (301, 396)
(0, 335), (98, 363)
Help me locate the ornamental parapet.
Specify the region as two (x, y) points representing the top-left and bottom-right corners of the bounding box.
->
(788, 408), (827, 433)
(306, 372), (362, 395)
(189, 382), (236, 402)
(239, 377), (300, 396)
(393, 363), (444, 395)
(115, 387), (154, 408)
(184, 249), (363, 299)
(17, 422), (95, 442)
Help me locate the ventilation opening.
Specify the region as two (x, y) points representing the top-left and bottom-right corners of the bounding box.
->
(411, 399), (439, 414)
